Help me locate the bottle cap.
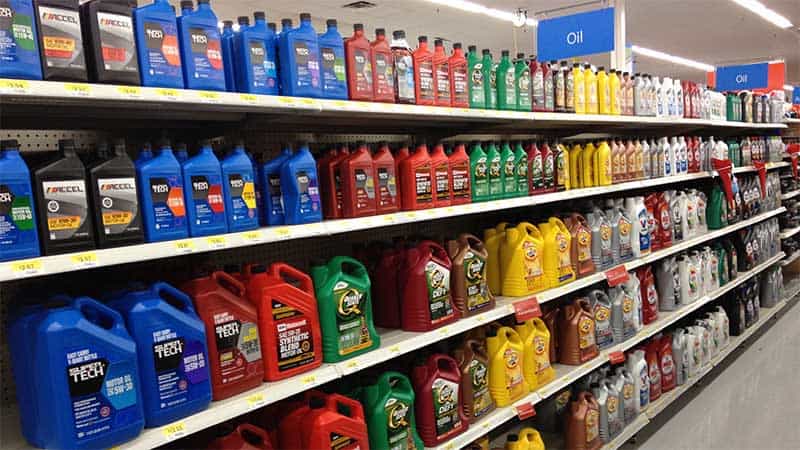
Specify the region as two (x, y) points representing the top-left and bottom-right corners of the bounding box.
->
(502, 50), (510, 56)
(197, 0), (209, 4)
(508, 435), (519, 442)
(453, 42), (462, 50)
(550, 59), (557, 64)
(326, 19), (337, 28)
(598, 66), (605, 71)
(516, 52), (525, 59)
(281, 18), (292, 27)
(180, 0), (193, 10)
(561, 60), (568, 66)
(418, 35), (428, 43)
(268, 22), (276, 31)
(254, 11), (265, 21)
(482, 48), (491, 55)
(468, 45), (477, 53)
(222, 20), (233, 28)
(59, 139), (76, 154)
(354, 23), (364, 32)
(393, 30), (405, 39)
(573, 62), (580, 67)
(300, 13), (311, 21)
(238, 16), (250, 26)
(435, 38), (444, 46)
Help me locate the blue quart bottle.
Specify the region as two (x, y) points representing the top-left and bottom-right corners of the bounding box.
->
(135, 142), (154, 165)
(235, 11), (279, 95)
(175, 142), (189, 163)
(0, 140), (40, 262)
(109, 282), (212, 427)
(221, 143), (259, 232)
(0, 0), (42, 80)
(136, 141), (188, 242)
(260, 145), (292, 225)
(30, 297), (144, 450)
(133, 0), (184, 88)
(231, 15), (249, 85)
(221, 20), (236, 91)
(279, 13), (322, 98)
(177, 0), (225, 91)
(181, 141), (227, 236)
(318, 19), (348, 100)
(280, 143), (322, 224)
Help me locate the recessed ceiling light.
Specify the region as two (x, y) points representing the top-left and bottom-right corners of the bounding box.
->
(422, 0), (537, 27)
(631, 45), (715, 72)
(730, 0), (793, 29)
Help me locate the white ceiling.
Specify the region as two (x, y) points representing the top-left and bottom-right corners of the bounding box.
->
(158, 0), (800, 85)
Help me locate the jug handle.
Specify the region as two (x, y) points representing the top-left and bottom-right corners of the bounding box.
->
(501, 327), (523, 344)
(459, 233), (484, 250)
(466, 339), (488, 358)
(382, 371), (413, 393)
(153, 282), (195, 313)
(212, 271), (247, 298)
(418, 240), (450, 263)
(73, 296), (126, 333)
(432, 354), (458, 373)
(521, 222), (540, 238)
(241, 263), (265, 280)
(334, 256), (368, 278)
(236, 424), (270, 450)
(271, 263), (314, 295)
(327, 393), (365, 420)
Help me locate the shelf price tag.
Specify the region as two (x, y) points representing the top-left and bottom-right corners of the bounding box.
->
(246, 392), (267, 410)
(116, 85), (141, 99)
(515, 402), (536, 420)
(242, 230), (264, 243)
(197, 91), (221, 103)
(174, 240), (195, 254)
(514, 297), (541, 321)
(10, 259), (43, 277)
(63, 83), (91, 97)
(155, 88), (180, 100)
(604, 265), (630, 287)
(239, 93), (258, 104)
(206, 236), (227, 250)
(608, 351), (626, 364)
(278, 97), (297, 106)
(0, 78), (31, 94)
(388, 344), (401, 355)
(70, 252), (98, 269)
(301, 374), (317, 386)
(161, 421), (187, 441)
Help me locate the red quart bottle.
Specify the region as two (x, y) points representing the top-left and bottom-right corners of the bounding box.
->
(449, 143), (471, 205)
(372, 142), (399, 214)
(371, 28), (395, 103)
(399, 143), (434, 210)
(449, 43), (469, 108)
(432, 39), (451, 107)
(430, 142), (452, 207)
(413, 36), (435, 106)
(394, 144), (411, 210)
(340, 143), (377, 217)
(345, 23), (374, 101)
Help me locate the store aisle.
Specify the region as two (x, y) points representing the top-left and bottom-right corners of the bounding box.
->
(630, 299), (800, 450)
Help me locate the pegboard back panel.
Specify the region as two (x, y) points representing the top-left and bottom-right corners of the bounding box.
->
(1, 130), (106, 152)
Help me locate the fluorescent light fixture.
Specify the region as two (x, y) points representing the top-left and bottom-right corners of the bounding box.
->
(787, 84), (796, 90)
(422, 0), (538, 26)
(730, 0), (793, 29)
(630, 45), (715, 72)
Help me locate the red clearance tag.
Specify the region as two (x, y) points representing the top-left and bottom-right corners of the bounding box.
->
(605, 265), (630, 287)
(516, 402), (536, 420)
(514, 297), (541, 321)
(791, 153), (799, 180)
(753, 161), (767, 199)
(609, 351), (626, 364)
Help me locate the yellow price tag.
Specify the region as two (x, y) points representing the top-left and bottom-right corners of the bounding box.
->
(278, 97), (296, 106)
(243, 230), (263, 243)
(383, 214), (395, 223)
(346, 360), (359, 369)
(0, 78), (30, 93)
(444, 443), (455, 450)
(240, 93), (258, 103)
(333, 100), (348, 108)
(198, 91), (220, 103)
(11, 259), (43, 277)
(206, 236), (227, 249)
(161, 421), (187, 441)
(274, 227), (291, 237)
(70, 252), (98, 269)
(63, 83), (90, 97)
(438, 327), (450, 337)
(301, 375), (317, 385)
(116, 85), (141, 98)
(388, 345), (401, 354)
(174, 240), (195, 254)
(246, 392), (267, 410)
(404, 212), (417, 219)
(156, 88), (180, 100)
(300, 98), (316, 106)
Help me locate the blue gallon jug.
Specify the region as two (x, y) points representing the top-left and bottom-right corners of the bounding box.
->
(220, 20), (236, 91)
(278, 13), (321, 98)
(30, 297), (144, 449)
(177, 0), (225, 91)
(0, 140), (40, 262)
(133, 0), (184, 88)
(182, 142), (227, 236)
(136, 142), (188, 242)
(221, 144), (259, 232)
(259, 145), (292, 225)
(0, 0), (42, 80)
(235, 11), (279, 95)
(280, 143), (322, 224)
(317, 19), (348, 100)
(110, 282), (212, 427)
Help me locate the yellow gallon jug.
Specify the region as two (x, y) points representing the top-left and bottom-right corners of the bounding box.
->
(581, 142), (596, 188)
(501, 223), (546, 296)
(519, 427), (546, 450)
(486, 326), (529, 406)
(569, 143), (583, 189)
(584, 65), (598, 114)
(597, 67), (610, 115)
(515, 318), (556, 389)
(540, 217), (576, 288)
(485, 222), (508, 296)
(595, 140), (612, 186)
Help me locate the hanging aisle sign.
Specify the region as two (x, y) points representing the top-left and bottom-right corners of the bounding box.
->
(793, 87), (800, 105)
(715, 63), (769, 91)
(536, 8), (615, 61)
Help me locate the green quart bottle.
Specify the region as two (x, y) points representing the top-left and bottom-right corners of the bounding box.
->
(467, 45), (486, 109)
(470, 142), (489, 202)
(514, 141), (529, 196)
(359, 372), (424, 450)
(515, 53), (532, 111)
(496, 50), (517, 111)
(500, 141), (517, 198)
(485, 142), (503, 199)
(310, 256), (380, 362)
(481, 49), (497, 110)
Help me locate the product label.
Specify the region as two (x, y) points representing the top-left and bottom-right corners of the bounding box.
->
(66, 348), (137, 441)
(414, 163), (432, 203)
(516, 154), (528, 192)
(0, 1), (38, 67)
(566, 74), (574, 109)
(622, 382), (635, 420)
(374, 51), (393, 97)
(148, 176), (186, 232)
(143, 19), (181, 78)
(531, 153), (543, 190)
(504, 347), (525, 397)
(330, 432), (358, 450)
(0, 182), (35, 247)
(543, 153), (554, 189)
(320, 45), (345, 94)
(435, 61), (450, 102)
(468, 358), (492, 418)
(267, 173), (284, 215)
(544, 74), (554, 110)
(394, 51), (414, 101)
(425, 260), (453, 324)
(503, 155), (516, 194)
(432, 378), (460, 438)
(352, 48), (372, 96)
(578, 316), (595, 349)
(618, 217), (633, 259)
(488, 155), (502, 197)
(607, 394), (622, 436)
(41, 179), (90, 241)
(532, 69), (544, 107)
(227, 173), (257, 224)
(523, 240), (543, 290)
(295, 170), (321, 215)
(213, 313), (262, 384)
(249, 39), (278, 90)
(556, 232), (572, 282)
(293, 40), (321, 90)
(488, 64), (497, 107)
(472, 156), (488, 198)
(504, 68), (516, 105)
(450, 161), (469, 200)
(434, 163), (449, 201)
(187, 26), (223, 82)
(353, 168), (375, 210)
(452, 64), (467, 104)
(594, 305), (613, 348)
(417, 59), (434, 101)
(189, 174), (225, 227)
(470, 62), (483, 103)
(555, 73), (565, 109)
(517, 69), (531, 109)
(38, 6), (85, 70)
(533, 335), (551, 376)
(385, 397), (416, 450)
(96, 12), (137, 73)
(271, 299), (315, 372)
(463, 251), (491, 312)
(376, 165), (398, 207)
(637, 208), (650, 253)
(577, 229), (591, 262)
(151, 328), (208, 408)
(97, 177), (139, 236)
(332, 281), (373, 355)
(621, 294), (635, 338)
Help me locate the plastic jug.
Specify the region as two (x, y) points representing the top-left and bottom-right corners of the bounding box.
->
(497, 142), (516, 198)
(317, 19), (348, 99)
(543, 307), (559, 364)
(591, 382), (610, 443)
(371, 143), (400, 213)
(486, 326), (528, 406)
(181, 142), (227, 236)
(136, 142), (187, 241)
(390, 31), (415, 102)
(303, 394), (370, 449)
(610, 286), (635, 342)
(469, 142), (489, 202)
(278, 13), (321, 97)
(625, 196), (650, 257)
(445, 42), (468, 108)
(372, 246), (404, 329)
(554, 141), (570, 192)
(181, 271), (264, 400)
(645, 341), (661, 401)
(572, 62), (585, 113)
(482, 49), (497, 109)
(501, 222), (546, 295)
(565, 213), (596, 278)
(110, 282), (212, 426)
(344, 23), (373, 101)
(453, 339), (494, 422)
(540, 217), (576, 287)
(540, 141), (556, 193)
(447, 234), (494, 316)
(280, 143), (322, 224)
(133, 0), (182, 87)
(543, 61), (554, 111)
(581, 141), (596, 187)
(637, 266), (658, 325)
(626, 349), (649, 413)
(588, 289), (614, 350)
(449, 143), (471, 205)
(588, 209), (613, 270)
(520, 428), (545, 450)
(260, 146), (292, 225)
(484, 222), (508, 295)
(597, 67), (610, 114)
(558, 298), (599, 365)
(432, 38), (451, 106)
(399, 143), (434, 210)
(554, 60), (566, 112)
(176, 0), (224, 90)
(513, 142), (528, 196)
(413, 36), (435, 105)
(606, 201), (634, 263)
(528, 142), (544, 193)
(623, 274), (643, 332)
(209, 424), (273, 450)
(220, 19), (235, 90)
(672, 329), (687, 386)
(340, 143), (377, 217)
(564, 392), (601, 450)
(412, 354), (468, 446)
(655, 257), (679, 311)
(235, 11), (279, 95)
(615, 367), (636, 424)
(400, 240), (458, 331)
(658, 335), (675, 394)
(245, 263), (323, 381)
(431, 143), (452, 207)
(360, 372), (424, 449)
(0, 140), (40, 261)
(604, 377), (623, 438)
(515, 318), (555, 388)
(0, 0), (42, 80)
(530, 58), (545, 111)
(370, 28), (394, 103)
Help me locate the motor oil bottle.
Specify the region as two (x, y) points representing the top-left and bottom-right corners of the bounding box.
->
(597, 67), (610, 114)
(430, 143), (451, 207)
(453, 339), (494, 422)
(133, 0), (183, 88)
(136, 141), (187, 241)
(657, 334), (676, 393)
(181, 141), (226, 237)
(370, 143), (399, 213)
(79, 0), (139, 85)
(609, 69), (621, 115)
(554, 141), (570, 192)
(498, 141), (516, 198)
(390, 30), (415, 104)
(485, 142), (503, 199)
(500, 222), (546, 295)
(278, 13), (320, 97)
(277, 390), (323, 449)
(527, 142), (543, 194)
(644, 341), (661, 401)
(604, 377), (623, 438)
(220, 20), (234, 91)
(360, 372), (424, 449)
(34, 0), (87, 81)
(0, 0), (42, 80)
(484, 222), (507, 295)
(431, 38), (451, 107)
(495, 50), (515, 111)
(512, 142), (528, 196)
(565, 213), (595, 278)
(413, 36), (434, 105)
(344, 23), (372, 101)
(303, 394), (370, 450)
(399, 143), (434, 210)
(0, 140), (40, 262)
(235, 11), (278, 95)
(486, 326), (528, 406)
(671, 329), (687, 386)
(314, 19), (348, 99)
(543, 60), (555, 112)
(177, 0), (224, 90)
(412, 354), (468, 446)
(339, 143), (377, 217)
(613, 367), (635, 424)
(220, 143), (258, 232)
(625, 196), (650, 257)
(559, 298), (598, 365)
(260, 145), (292, 225)
(609, 286), (634, 341)
(540, 217), (575, 287)
(280, 143), (322, 224)
(109, 282), (211, 426)
(400, 240), (457, 331)
(655, 257), (679, 311)
(568, 142), (582, 189)
(512, 319), (546, 391)
(626, 349), (649, 414)
(530, 58), (545, 111)
(448, 143), (471, 205)
(447, 234), (493, 316)
(514, 53), (531, 111)
(588, 208), (613, 270)
(481, 49), (496, 109)
(637, 266), (658, 325)
(246, 262), (322, 380)
(540, 141), (555, 193)
(469, 142), (489, 202)
(591, 382), (609, 443)
(565, 392), (601, 450)
(588, 289), (613, 350)
(32, 139), (95, 255)
(581, 141), (596, 187)
(209, 424), (273, 450)
(583, 64), (598, 114)
(554, 60), (566, 112)
(369, 28), (394, 103)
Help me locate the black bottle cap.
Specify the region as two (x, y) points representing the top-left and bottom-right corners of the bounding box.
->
(198, 0), (209, 4)
(453, 43), (462, 49)
(327, 19), (337, 28)
(199, 139), (211, 147)
(176, 142), (187, 151)
(354, 23), (364, 32)
(502, 50), (510, 56)
(623, 71), (629, 76)
(268, 22), (277, 31)
(561, 61), (568, 66)
(418, 35), (428, 43)
(180, 0), (193, 10)
(393, 30), (405, 39)
(300, 13), (311, 21)
(435, 39), (443, 46)
(550, 59), (557, 64)
(238, 16), (250, 26)
(376, 28), (386, 37)
(254, 11), (265, 21)
(516, 52), (525, 59)
(482, 48), (491, 55)
(598, 66), (605, 71)
(0, 139), (19, 150)
(281, 18), (292, 27)
(573, 62), (580, 67)
(223, 20), (233, 28)
(508, 435), (519, 442)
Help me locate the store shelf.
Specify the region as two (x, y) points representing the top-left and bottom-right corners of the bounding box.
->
(785, 118), (800, 124)
(780, 225), (800, 240)
(781, 190), (800, 200)
(781, 251), (800, 266)
(601, 414), (650, 450)
(732, 161), (790, 174)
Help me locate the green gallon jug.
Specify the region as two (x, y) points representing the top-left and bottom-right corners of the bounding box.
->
(311, 256), (380, 362)
(360, 372), (424, 450)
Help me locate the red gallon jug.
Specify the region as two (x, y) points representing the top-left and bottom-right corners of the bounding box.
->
(400, 241), (458, 331)
(399, 144), (434, 210)
(413, 36), (435, 106)
(449, 43), (469, 108)
(246, 263), (323, 381)
(341, 143), (377, 218)
(371, 28), (395, 103)
(182, 271), (264, 400)
(277, 390), (328, 449)
(449, 143), (471, 205)
(372, 143), (399, 214)
(432, 39), (451, 107)
(658, 334), (676, 393)
(372, 246), (405, 329)
(302, 394), (370, 450)
(209, 424), (273, 450)
(431, 143), (452, 207)
(412, 354), (468, 447)
(345, 24), (374, 101)
(637, 266), (659, 325)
